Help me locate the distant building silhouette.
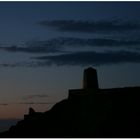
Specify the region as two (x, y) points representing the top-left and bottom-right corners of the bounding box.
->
(29, 107), (35, 115)
(68, 67), (99, 99)
(83, 67), (99, 89)
(24, 107), (42, 120)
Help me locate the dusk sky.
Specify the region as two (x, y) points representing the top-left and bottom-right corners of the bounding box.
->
(1, 1), (140, 123)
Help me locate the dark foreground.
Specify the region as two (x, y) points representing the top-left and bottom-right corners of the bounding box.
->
(1, 68), (140, 138)
(1, 87), (140, 138)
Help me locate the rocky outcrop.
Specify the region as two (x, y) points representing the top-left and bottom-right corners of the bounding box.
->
(1, 67), (140, 138)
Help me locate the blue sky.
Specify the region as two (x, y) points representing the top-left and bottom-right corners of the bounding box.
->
(0, 2), (140, 120)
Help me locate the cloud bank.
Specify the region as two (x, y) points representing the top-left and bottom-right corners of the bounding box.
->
(22, 94), (49, 100)
(39, 20), (140, 33)
(0, 103), (8, 106)
(0, 43), (60, 54)
(35, 50), (140, 66)
(0, 19), (140, 68)
(1, 37), (140, 54)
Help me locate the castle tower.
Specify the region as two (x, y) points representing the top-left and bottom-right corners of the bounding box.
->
(83, 67), (99, 89)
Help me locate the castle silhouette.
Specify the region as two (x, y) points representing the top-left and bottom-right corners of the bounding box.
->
(1, 67), (140, 138)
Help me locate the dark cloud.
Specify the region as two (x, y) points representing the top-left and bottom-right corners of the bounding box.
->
(0, 62), (43, 68)
(33, 37), (140, 47)
(43, 37), (140, 47)
(39, 20), (140, 33)
(0, 42), (61, 54)
(35, 50), (140, 66)
(0, 61), (45, 68)
(22, 94), (49, 100)
(0, 63), (19, 68)
(0, 103), (8, 106)
(1, 37), (140, 54)
(0, 61), (52, 68)
(1, 50), (140, 68)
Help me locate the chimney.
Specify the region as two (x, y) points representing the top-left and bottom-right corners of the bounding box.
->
(83, 67), (99, 89)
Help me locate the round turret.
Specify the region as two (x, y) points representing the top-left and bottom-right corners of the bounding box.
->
(83, 67), (99, 89)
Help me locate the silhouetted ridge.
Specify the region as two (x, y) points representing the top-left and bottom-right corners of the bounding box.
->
(1, 67), (140, 138)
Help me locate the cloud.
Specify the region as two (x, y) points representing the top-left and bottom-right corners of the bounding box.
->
(0, 62), (42, 68)
(1, 36), (140, 68)
(1, 37), (140, 55)
(39, 19), (140, 33)
(0, 103), (8, 106)
(33, 37), (140, 47)
(0, 42), (61, 54)
(35, 50), (140, 66)
(0, 63), (19, 68)
(1, 50), (140, 68)
(22, 94), (49, 100)
(0, 61), (53, 68)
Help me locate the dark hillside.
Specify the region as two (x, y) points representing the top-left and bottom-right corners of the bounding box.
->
(1, 67), (140, 138)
